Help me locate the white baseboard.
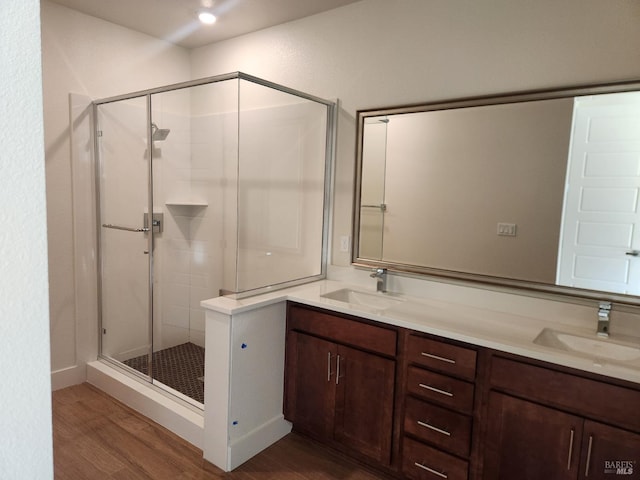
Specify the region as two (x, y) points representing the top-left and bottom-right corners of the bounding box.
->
(227, 415), (292, 470)
(51, 364), (86, 391)
(86, 360), (204, 449)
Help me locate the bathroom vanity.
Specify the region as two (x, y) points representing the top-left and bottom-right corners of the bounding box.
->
(484, 355), (640, 479)
(283, 300), (640, 480)
(201, 280), (640, 479)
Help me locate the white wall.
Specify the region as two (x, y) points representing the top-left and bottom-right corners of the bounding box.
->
(0, 0), (53, 478)
(189, 0), (640, 267)
(41, 0), (191, 384)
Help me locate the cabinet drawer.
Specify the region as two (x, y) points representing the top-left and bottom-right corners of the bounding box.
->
(402, 436), (468, 480)
(407, 366), (475, 414)
(490, 356), (640, 432)
(288, 305), (396, 357)
(407, 335), (476, 380)
(404, 396), (472, 457)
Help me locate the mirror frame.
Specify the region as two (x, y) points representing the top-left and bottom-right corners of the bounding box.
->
(353, 79), (640, 306)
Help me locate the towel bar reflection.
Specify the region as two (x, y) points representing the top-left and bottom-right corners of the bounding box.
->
(361, 204), (387, 212)
(102, 223), (149, 233)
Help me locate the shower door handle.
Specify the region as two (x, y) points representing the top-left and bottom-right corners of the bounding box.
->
(102, 223), (149, 233)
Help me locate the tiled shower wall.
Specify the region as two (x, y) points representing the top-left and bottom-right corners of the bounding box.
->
(153, 85), (235, 351)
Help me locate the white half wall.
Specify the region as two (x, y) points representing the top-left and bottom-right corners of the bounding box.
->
(0, 0), (53, 478)
(203, 302), (292, 471)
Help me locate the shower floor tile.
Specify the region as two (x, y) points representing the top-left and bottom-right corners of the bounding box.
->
(123, 342), (205, 404)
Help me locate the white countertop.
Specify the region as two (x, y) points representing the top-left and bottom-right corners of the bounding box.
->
(201, 280), (640, 385)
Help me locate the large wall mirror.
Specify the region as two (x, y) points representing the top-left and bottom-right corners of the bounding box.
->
(353, 81), (640, 304)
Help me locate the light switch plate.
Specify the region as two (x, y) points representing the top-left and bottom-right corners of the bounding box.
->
(497, 223), (517, 236)
(340, 235), (351, 252)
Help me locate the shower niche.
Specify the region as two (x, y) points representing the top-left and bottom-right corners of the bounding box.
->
(93, 73), (334, 405)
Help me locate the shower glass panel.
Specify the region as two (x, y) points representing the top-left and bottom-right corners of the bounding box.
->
(145, 80), (238, 404)
(94, 73), (334, 407)
(234, 79), (328, 293)
(97, 96), (151, 380)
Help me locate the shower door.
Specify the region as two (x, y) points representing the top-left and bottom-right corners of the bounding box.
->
(93, 73), (332, 407)
(96, 96), (153, 380)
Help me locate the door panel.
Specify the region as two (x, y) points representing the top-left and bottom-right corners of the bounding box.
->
(290, 333), (336, 439)
(97, 97), (151, 371)
(483, 392), (583, 480)
(334, 345), (395, 465)
(579, 420), (640, 479)
(558, 92), (640, 294)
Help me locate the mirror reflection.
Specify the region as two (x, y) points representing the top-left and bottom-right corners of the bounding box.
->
(355, 85), (640, 299)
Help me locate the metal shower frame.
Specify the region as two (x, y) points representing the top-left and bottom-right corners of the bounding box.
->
(92, 71), (337, 387)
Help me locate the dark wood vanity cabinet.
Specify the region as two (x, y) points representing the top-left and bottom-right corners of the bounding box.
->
(284, 302), (640, 480)
(482, 355), (640, 480)
(401, 334), (479, 480)
(284, 303), (397, 466)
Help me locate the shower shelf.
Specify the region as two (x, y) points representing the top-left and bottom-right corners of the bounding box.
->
(165, 202), (208, 207)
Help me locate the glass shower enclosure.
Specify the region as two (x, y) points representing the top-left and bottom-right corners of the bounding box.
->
(93, 73), (334, 406)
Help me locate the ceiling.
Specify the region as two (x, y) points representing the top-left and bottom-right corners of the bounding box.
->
(49, 0), (362, 49)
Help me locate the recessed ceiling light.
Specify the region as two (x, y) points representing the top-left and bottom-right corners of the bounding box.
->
(198, 11), (217, 25)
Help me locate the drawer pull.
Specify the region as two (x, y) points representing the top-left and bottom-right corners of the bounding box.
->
(414, 461), (448, 479)
(417, 420), (451, 437)
(421, 352), (456, 364)
(567, 428), (574, 470)
(585, 435), (593, 477)
(419, 383), (454, 397)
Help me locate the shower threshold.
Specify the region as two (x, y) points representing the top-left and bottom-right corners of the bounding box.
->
(124, 342), (205, 405)
(87, 360), (204, 449)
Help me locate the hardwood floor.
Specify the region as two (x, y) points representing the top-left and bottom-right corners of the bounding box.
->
(53, 383), (392, 479)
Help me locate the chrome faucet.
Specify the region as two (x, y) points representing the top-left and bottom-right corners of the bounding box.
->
(597, 301), (611, 337)
(370, 268), (387, 293)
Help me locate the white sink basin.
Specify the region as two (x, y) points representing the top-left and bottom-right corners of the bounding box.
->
(534, 328), (640, 363)
(321, 288), (405, 311)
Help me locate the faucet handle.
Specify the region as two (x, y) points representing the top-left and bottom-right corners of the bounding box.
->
(597, 301), (611, 337)
(370, 267), (388, 292)
(598, 301), (611, 320)
(370, 267), (386, 277)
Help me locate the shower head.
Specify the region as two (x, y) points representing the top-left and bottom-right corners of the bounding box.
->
(151, 123), (170, 141)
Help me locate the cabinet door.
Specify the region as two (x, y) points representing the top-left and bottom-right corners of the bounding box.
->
(289, 332), (336, 440)
(483, 392), (583, 480)
(579, 420), (640, 479)
(334, 344), (395, 465)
